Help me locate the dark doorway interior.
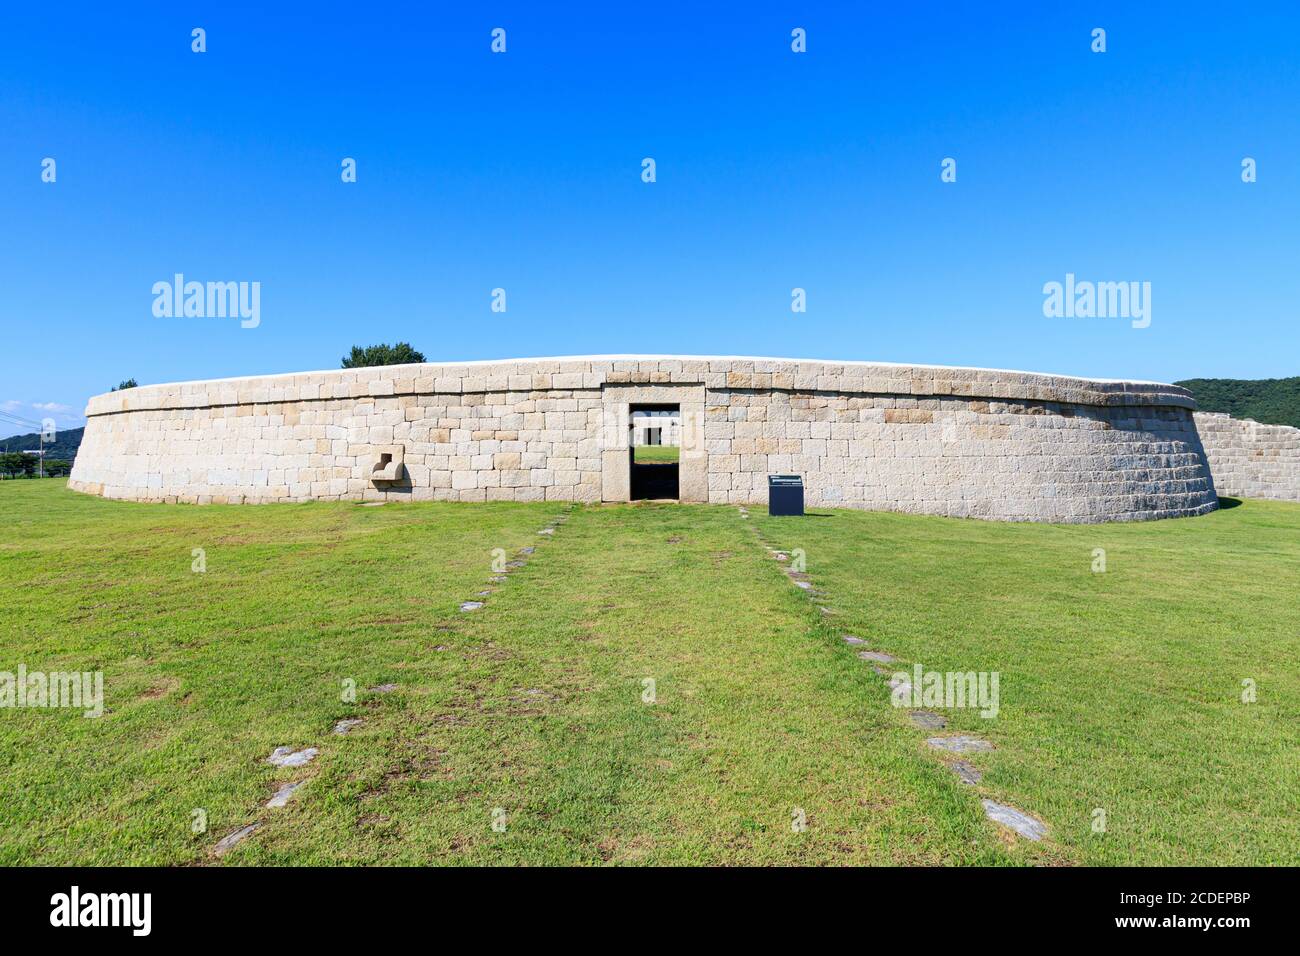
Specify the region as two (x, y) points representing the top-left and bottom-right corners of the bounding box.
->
(630, 403), (679, 500)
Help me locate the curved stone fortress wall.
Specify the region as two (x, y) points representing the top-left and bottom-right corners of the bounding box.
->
(69, 356), (1219, 523)
(1193, 412), (1300, 503)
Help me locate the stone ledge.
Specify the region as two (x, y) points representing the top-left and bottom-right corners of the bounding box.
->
(83, 356), (1198, 418)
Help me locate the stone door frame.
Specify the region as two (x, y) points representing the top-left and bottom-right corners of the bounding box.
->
(600, 383), (707, 503)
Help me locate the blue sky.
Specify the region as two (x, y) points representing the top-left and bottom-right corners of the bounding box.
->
(2, 1), (1297, 434)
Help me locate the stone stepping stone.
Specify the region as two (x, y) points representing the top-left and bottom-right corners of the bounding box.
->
(772, 551), (788, 561)
(537, 528), (554, 535)
(213, 822), (261, 857)
(842, 635), (867, 645)
(266, 781), (305, 809)
(818, 606), (832, 615)
(369, 683), (397, 693)
(908, 710), (947, 730)
(506, 560), (526, 569)
(489, 576), (507, 583)
(950, 760), (982, 785)
(266, 746), (319, 767)
(888, 674), (912, 695)
(794, 581), (813, 590)
(872, 664), (891, 676)
(858, 650), (897, 663)
(520, 546), (536, 555)
(333, 718), (364, 735)
(926, 735), (993, 754)
(982, 800), (1047, 841)
(460, 601), (484, 612)
(477, 590), (492, 596)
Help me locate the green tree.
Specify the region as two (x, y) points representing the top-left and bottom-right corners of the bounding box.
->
(112, 379), (138, 391)
(341, 343), (426, 368)
(0, 452), (34, 478)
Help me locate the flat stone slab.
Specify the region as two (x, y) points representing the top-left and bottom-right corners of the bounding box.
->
(951, 760), (982, 785)
(267, 781), (305, 809)
(213, 822), (261, 857)
(506, 560), (526, 569)
(842, 635), (867, 645)
(926, 735), (993, 754)
(369, 683), (397, 693)
(982, 800), (1047, 841)
(794, 581), (813, 590)
(520, 546), (535, 554)
(489, 576), (507, 583)
(333, 718), (364, 735)
(459, 601), (484, 612)
(772, 552), (788, 561)
(537, 528), (554, 535)
(477, 590), (492, 596)
(266, 746), (319, 767)
(858, 650), (897, 663)
(360, 502), (386, 507)
(908, 710), (947, 729)
(888, 674), (912, 695)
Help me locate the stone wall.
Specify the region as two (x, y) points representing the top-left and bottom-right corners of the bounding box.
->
(69, 356), (1221, 523)
(1193, 412), (1300, 503)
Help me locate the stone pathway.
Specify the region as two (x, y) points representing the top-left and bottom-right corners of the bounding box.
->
(744, 512), (1051, 849)
(454, 506), (572, 615)
(266, 781), (305, 809)
(926, 735), (994, 754)
(211, 508), (578, 860)
(858, 650), (897, 663)
(212, 822), (261, 857)
(265, 746), (318, 767)
(908, 710), (947, 730)
(982, 800), (1047, 841)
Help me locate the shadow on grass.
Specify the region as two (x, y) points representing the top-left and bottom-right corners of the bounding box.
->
(1216, 496), (1243, 510)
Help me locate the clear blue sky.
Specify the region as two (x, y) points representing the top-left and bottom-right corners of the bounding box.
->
(2, 1), (1297, 435)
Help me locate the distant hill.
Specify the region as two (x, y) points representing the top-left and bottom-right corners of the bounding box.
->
(0, 426), (84, 460)
(1176, 377), (1300, 430)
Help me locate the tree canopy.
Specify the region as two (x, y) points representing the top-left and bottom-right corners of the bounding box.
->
(341, 343), (426, 368)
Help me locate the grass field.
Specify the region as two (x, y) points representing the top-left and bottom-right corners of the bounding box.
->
(632, 445), (679, 463)
(1, 481), (1296, 865)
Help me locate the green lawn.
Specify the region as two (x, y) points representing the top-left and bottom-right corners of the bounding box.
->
(756, 499), (1300, 866)
(633, 445), (679, 464)
(0, 481), (1295, 865)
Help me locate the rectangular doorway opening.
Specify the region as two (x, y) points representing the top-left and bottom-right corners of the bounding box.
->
(630, 404), (680, 500)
